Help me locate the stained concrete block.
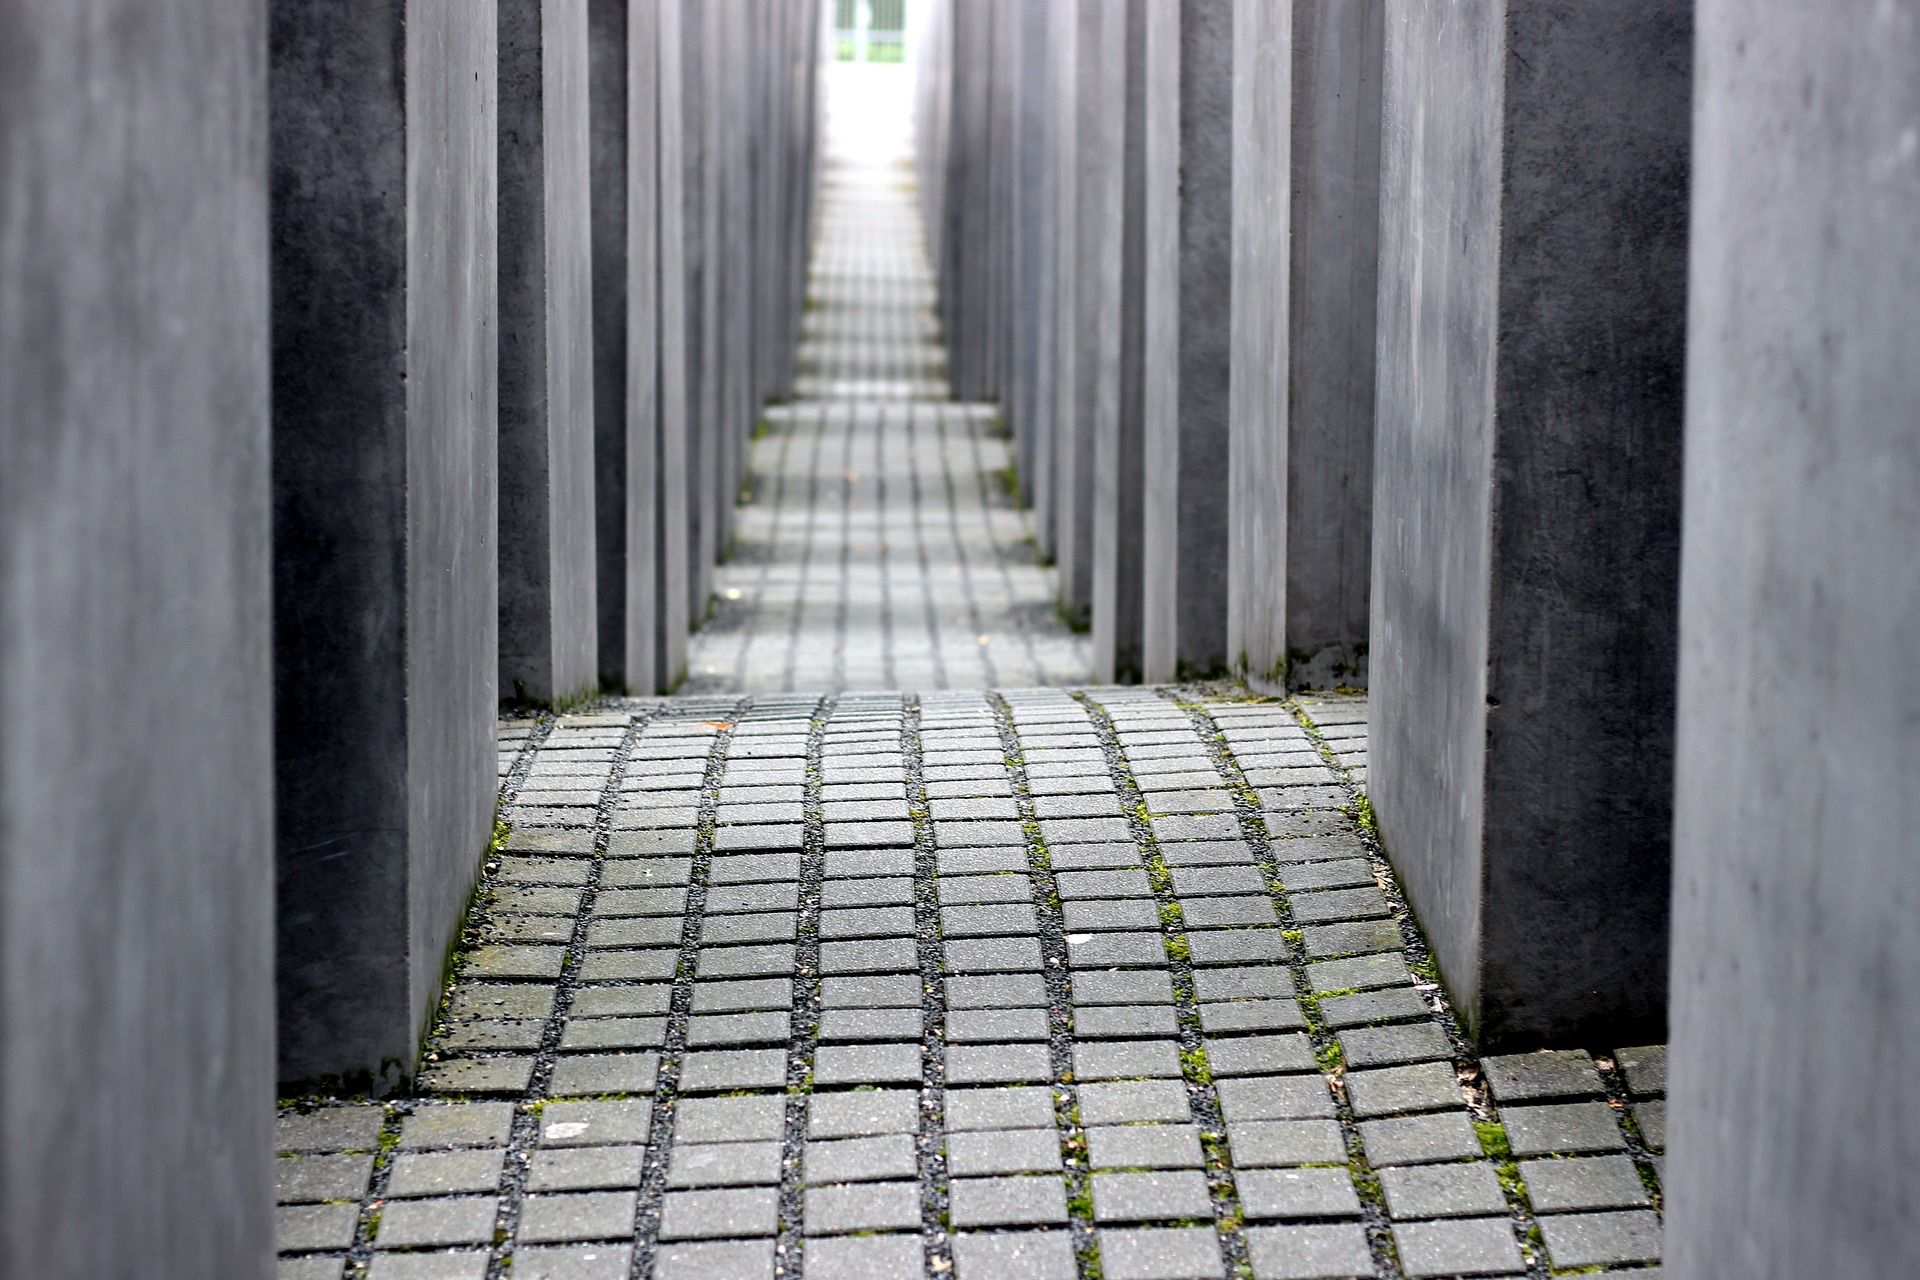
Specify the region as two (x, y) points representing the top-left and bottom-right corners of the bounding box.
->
(1011, 0), (1058, 536)
(654, 0), (692, 691)
(500, 0), (599, 705)
(1042, 0), (1081, 565)
(1668, 4), (1920, 1276)
(1369, 0), (1690, 1048)
(271, 0), (501, 1093)
(1140, 0), (1234, 683)
(591, 0), (658, 693)
(1228, 0), (1381, 692)
(0, 0), (275, 1272)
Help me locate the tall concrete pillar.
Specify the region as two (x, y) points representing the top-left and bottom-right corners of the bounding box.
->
(1091, 0), (1148, 682)
(1043, 0), (1080, 566)
(1057, 0), (1125, 628)
(1013, 0), (1059, 550)
(1370, 0), (1691, 1048)
(656, 0), (692, 691)
(0, 0), (274, 1271)
(1140, 0), (1234, 683)
(1668, 4), (1920, 1276)
(1228, 0), (1382, 692)
(591, 0), (659, 693)
(500, 0), (598, 706)
(272, 0), (502, 1091)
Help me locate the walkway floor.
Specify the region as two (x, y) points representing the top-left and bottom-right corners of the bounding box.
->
(683, 64), (1089, 695)
(273, 66), (1664, 1280)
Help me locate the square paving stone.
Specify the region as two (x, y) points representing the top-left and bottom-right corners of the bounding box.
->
(947, 1128), (1063, 1176)
(1520, 1155), (1651, 1212)
(949, 1042), (1053, 1084)
(805, 1235), (924, 1280)
(676, 1095), (786, 1144)
(950, 1008), (1049, 1042)
(825, 820), (917, 847)
(1145, 790), (1233, 815)
(1226, 1119), (1347, 1168)
(1187, 930), (1289, 967)
(498, 858), (594, 885)
(824, 973), (921, 1007)
(598, 858), (691, 888)
(276, 1153), (375, 1203)
(527, 1145), (646, 1192)
(710, 827), (803, 854)
(1068, 932), (1170, 968)
(1537, 1210), (1663, 1269)
(952, 1230), (1076, 1280)
(374, 1197), (497, 1248)
(1301, 920), (1402, 959)
(946, 937), (1044, 973)
(509, 1245), (630, 1280)
(946, 1087), (1058, 1132)
(1051, 843), (1147, 870)
(1615, 1044), (1667, 1096)
(939, 875), (1033, 905)
(400, 1103), (514, 1149)
(705, 883), (800, 914)
(1633, 1099), (1667, 1150)
(1481, 1049), (1603, 1103)
(937, 820), (1028, 847)
(948, 973), (1049, 1009)
(1078, 1080), (1192, 1126)
(1152, 815), (1241, 843)
(658, 1188), (779, 1240)
(1032, 793), (1125, 818)
(1198, 1001), (1307, 1035)
(696, 944), (795, 979)
(279, 1258), (348, 1280)
(1338, 1023), (1451, 1069)
(585, 918), (681, 949)
(821, 877), (914, 908)
(276, 1203), (359, 1252)
(451, 983), (561, 1021)
(1378, 1162), (1507, 1219)
(1274, 861), (1374, 892)
(1502, 1102), (1629, 1156)
(574, 950), (677, 983)
(687, 1011), (790, 1047)
(809, 1089), (918, 1138)
(822, 938), (918, 974)
(943, 903), (1041, 936)
(387, 1150), (505, 1198)
(1317, 987), (1428, 1028)
(559, 1016), (666, 1052)
(489, 884), (585, 914)
(606, 830), (696, 856)
(700, 913), (798, 945)
(939, 847), (1029, 874)
(805, 1180), (922, 1233)
(820, 1008), (922, 1042)
(950, 1175), (1071, 1227)
(1074, 971), (1176, 1005)
(1216, 1077), (1335, 1123)
(1093, 1171), (1213, 1222)
(1243, 1223), (1374, 1280)
(1062, 898), (1161, 931)
(464, 945), (567, 980)
(1076, 1005), (1180, 1039)
(814, 1043), (922, 1085)
(1040, 817), (1133, 845)
(1087, 1123), (1203, 1170)
(820, 906), (917, 938)
(538, 1099), (652, 1147)
(592, 888), (688, 918)
(806, 1133), (918, 1184)
(548, 1053), (659, 1096)
(1393, 1218), (1526, 1277)
(1287, 888), (1389, 924)
(570, 986), (667, 1019)
(680, 1049), (786, 1092)
(1343, 1062), (1459, 1118)
(481, 916), (574, 946)
(1097, 1226), (1225, 1280)
(1158, 841), (1257, 867)
(1205, 1034), (1316, 1077)
(1193, 967), (1293, 1002)
(1056, 869), (1153, 899)
(820, 801), (910, 823)
(668, 1141), (782, 1187)
(1238, 1167), (1363, 1220)
(1180, 897), (1279, 929)
(826, 849), (915, 878)
(1358, 1112), (1484, 1167)
(1074, 1040), (1182, 1081)
(517, 1191), (637, 1243)
(365, 1255), (488, 1280)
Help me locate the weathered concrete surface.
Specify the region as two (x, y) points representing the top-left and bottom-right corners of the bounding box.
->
(1227, 0), (1293, 688)
(1011, 0), (1057, 540)
(1667, 4), (1920, 1276)
(499, 0), (599, 705)
(1041, 0), (1080, 565)
(271, 0), (501, 1091)
(1283, 0), (1381, 689)
(1093, 0), (1148, 683)
(0, 0), (275, 1272)
(1371, 0), (1690, 1048)
(1141, 0), (1234, 683)
(655, 0), (691, 692)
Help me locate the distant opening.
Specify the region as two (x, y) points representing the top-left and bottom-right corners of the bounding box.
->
(834, 0), (907, 63)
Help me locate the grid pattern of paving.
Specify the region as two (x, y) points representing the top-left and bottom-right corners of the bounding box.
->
(277, 691), (1666, 1280)
(683, 68), (1090, 695)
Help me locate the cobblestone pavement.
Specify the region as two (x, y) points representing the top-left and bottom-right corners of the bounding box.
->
(683, 66), (1090, 695)
(278, 690), (1666, 1280)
